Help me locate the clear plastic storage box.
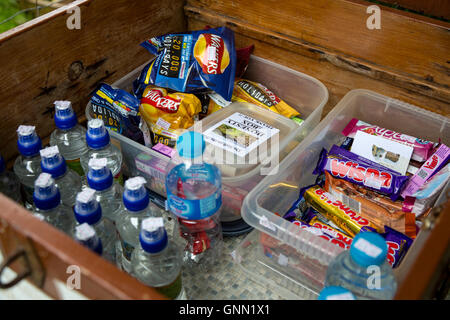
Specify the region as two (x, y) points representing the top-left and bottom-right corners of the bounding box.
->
(89, 56), (329, 222)
(238, 89), (450, 298)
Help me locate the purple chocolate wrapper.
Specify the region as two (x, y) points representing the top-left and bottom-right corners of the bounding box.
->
(383, 226), (413, 268)
(313, 145), (409, 201)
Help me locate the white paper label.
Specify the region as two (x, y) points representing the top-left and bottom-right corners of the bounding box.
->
(277, 253), (289, 266)
(76, 188), (96, 204)
(40, 146), (59, 158)
(203, 112), (280, 157)
(353, 238), (383, 258)
(75, 223), (96, 241)
(35, 173), (53, 187)
(156, 117), (171, 130)
(88, 158), (108, 169)
(17, 125), (35, 136)
(54, 100), (71, 110)
(125, 176), (147, 190)
(326, 292), (355, 300)
(208, 92), (232, 108)
(142, 217), (164, 232)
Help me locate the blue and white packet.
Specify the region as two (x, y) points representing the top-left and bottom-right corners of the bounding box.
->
(134, 27), (236, 101)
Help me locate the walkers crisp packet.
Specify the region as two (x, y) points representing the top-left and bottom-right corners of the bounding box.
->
(134, 27), (236, 101)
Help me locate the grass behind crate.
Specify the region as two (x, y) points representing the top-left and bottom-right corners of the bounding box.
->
(0, 0), (35, 33)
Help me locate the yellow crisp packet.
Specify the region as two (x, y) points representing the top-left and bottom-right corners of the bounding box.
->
(139, 86), (202, 147)
(232, 79), (303, 124)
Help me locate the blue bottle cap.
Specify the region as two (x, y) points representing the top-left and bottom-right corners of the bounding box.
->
(75, 223), (103, 255)
(17, 125), (42, 157)
(176, 131), (205, 159)
(33, 173), (61, 210)
(54, 101), (77, 130)
(123, 176), (149, 212)
(40, 146), (67, 179)
(87, 158), (113, 191)
(86, 119), (110, 149)
(0, 154), (5, 174)
(349, 232), (388, 267)
(139, 217), (168, 253)
(73, 188), (102, 225)
(318, 286), (356, 300)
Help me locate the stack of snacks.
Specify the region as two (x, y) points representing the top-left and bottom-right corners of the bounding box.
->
(278, 119), (449, 269)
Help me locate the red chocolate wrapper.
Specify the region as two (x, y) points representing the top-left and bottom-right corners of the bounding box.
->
(313, 145), (409, 201)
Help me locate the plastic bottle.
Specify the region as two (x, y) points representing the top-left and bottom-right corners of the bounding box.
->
(318, 286), (356, 300)
(165, 131), (223, 270)
(73, 188), (117, 264)
(13, 125), (43, 208)
(80, 119), (123, 185)
(40, 145), (82, 207)
(86, 157), (123, 224)
(49, 101), (88, 176)
(0, 154), (22, 203)
(32, 173), (76, 235)
(131, 217), (187, 300)
(75, 223), (104, 256)
(324, 232), (397, 300)
(116, 176), (161, 273)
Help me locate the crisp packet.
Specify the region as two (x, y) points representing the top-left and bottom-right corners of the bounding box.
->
(401, 144), (450, 198)
(88, 83), (144, 144)
(232, 79), (303, 125)
(342, 118), (434, 162)
(313, 145), (409, 201)
(135, 27), (236, 101)
(323, 171), (417, 238)
(382, 226), (413, 268)
(139, 86), (202, 147)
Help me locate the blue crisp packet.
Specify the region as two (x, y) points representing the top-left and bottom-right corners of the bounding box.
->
(134, 27), (236, 101)
(88, 83), (144, 144)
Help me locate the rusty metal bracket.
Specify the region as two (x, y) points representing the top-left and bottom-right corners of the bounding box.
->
(0, 237), (45, 290)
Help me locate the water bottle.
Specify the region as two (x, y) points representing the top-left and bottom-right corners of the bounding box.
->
(165, 131), (223, 270)
(318, 286), (356, 300)
(40, 145), (82, 207)
(0, 154), (22, 203)
(49, 101), (88, 176)
(75, 223), (104, 256)
(116, 176), (161, 273)
(73, 188), (117, 264)
(32, 173), (76, 235)
(131, 217), (187, 300)
(86, 157), (123, 224)
(80, 119), (123, 185)
(14, 125), (43, 208)
(324, 232), (397, 300)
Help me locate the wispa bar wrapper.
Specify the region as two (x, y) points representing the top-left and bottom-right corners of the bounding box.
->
(313, 145), (409, 201)
(342, 118), (434, 162)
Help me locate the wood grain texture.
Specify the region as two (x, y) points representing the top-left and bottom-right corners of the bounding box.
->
(187, 15), (450, 118)
(0, 194), (167, 300)
(0, 0), (186, 162)
(378, 0), (450, 20)
(186, 0), (450, 106)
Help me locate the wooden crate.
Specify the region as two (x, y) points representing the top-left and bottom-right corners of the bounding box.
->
(0, 0), (449, 299)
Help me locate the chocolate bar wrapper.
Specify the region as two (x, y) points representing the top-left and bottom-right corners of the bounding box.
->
(382, 226), (413, 268)
(323, 171), (417, 238)
(313, 145), (409, 201)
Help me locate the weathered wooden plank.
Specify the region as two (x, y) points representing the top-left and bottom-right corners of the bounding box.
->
(186, 0), (450, 107)
(186, 9), (450, 118)
(0, 194), (167, 300)
(0, 0), (186, 162)
(379, 0), (450, 20)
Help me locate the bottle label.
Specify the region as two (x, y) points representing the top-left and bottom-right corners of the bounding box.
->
(157, 273), (183, 300)
(121, 240), (135, 262)
(66, 158), (85, 176)
(114, 170), (124, 186)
